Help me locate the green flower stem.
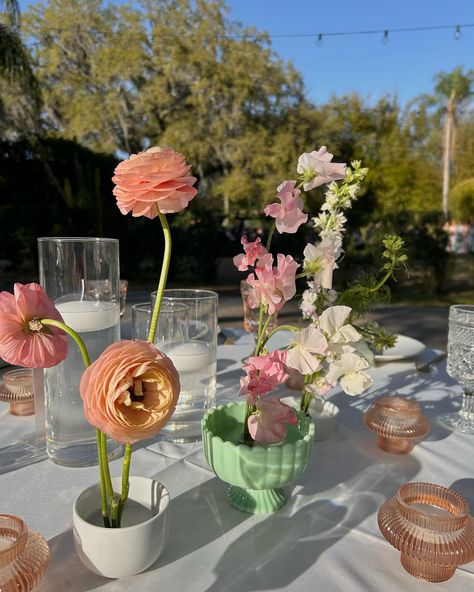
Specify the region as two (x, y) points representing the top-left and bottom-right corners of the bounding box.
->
(96, 429), (110, 528)
(254, 309), (271, 357)
(41, 318), (114, 527)
(258, 323), (299, 353)
(368, 267), (394, 293)
(295, 271), (309, 279)
(40, 318), (91, 367)
(265, 222), (276, 252)
(100, 430), (118, 527)
(117, 444), (132, 526)
(147, 210), (171, 344)
(300, 373), (319, 415)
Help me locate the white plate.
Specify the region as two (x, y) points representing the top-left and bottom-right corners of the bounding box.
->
(374, 334), (426, 362)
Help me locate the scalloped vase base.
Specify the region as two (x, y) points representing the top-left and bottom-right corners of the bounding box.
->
(400, 554), (455, 583)
(227, 485), (286, 513)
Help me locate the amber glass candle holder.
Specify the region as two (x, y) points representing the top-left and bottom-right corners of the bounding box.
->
(0, 514), (50, 591)
(378, 482), (474, 582)
(0, 369), (35, 416)
(363, 395), (429, 453)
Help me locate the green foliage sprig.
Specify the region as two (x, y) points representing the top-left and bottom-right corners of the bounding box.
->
(337, 233), (408, 322)
(333, 234), (408, 352)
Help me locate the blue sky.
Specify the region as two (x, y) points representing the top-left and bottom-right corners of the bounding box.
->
(19, 0), (474, 105)
(225, 0), (474, 105)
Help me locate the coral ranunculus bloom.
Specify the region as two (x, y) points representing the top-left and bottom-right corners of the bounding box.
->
(0, 283), (68, 368)
(112, 147), (198, 218)
(80, 340), (180, 444)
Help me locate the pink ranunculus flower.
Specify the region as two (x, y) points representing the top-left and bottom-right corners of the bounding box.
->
(80, 340), (180, 444)
(248, 398), (298, 444)
(246, 253), (299, 315)
(264, 180), (308, 234)
(112, 147), (198, 219)
(239, 350), (288, 404)
(232, 235), (268, 271)
(297, 146), (346, 191)
(0, 283), (68, 368)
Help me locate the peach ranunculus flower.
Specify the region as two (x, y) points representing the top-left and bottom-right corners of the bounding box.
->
(112, 147), (198, 219)
(80, 340), (180, 444)
(0, 282), (68, 368)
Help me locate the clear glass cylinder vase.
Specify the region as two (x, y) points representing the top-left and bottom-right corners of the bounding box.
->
(38, 237), (122, 466)
(149, 289), (218, 442)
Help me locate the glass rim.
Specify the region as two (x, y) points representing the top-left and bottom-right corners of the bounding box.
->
(450, 304), (474, 313)
(132, 301), (188, 312)
(153, 289), (218, 301)
(37, 237), (118, 244)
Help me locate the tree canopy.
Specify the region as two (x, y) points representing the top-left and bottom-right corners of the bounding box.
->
(0, 0), (473, 263)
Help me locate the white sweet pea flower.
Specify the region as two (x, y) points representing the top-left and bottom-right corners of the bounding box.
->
(303, 237), (342, 290)
(296, 147), (346, 191)
(325, 352), (373, 396)
(319, 305), (361, 344)
(304, 375), (333, 397)
(286, 326), (328, 375)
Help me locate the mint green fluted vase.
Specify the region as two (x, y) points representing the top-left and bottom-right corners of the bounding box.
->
(201, 402), (315, 513)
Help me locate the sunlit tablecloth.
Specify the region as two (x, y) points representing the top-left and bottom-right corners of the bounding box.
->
(0, 333), (473, 592)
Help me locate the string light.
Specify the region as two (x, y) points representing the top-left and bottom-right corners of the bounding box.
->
(22, 21), (474, 47)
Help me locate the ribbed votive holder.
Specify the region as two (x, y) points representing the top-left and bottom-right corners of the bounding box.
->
(378, 482), (474, 582)
(363, 395), (429, 453)
(0, 369), (35, 416)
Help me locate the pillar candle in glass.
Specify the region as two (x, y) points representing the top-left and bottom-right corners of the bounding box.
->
(150, 290), (218, 442)
(38, 237), (122, 466)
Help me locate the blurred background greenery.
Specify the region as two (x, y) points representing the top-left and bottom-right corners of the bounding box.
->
(0, 0), (473, 302)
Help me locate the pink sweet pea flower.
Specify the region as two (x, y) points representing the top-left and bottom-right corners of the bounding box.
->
(232, 235), (268, 271)
(112, 147), (198, 218)
(80, 340), (180, 444)
(246, 254), (299, 315)
(0, 283), (68, 368)
(297, 146), (346, 191)
(248, 398), (298, 444)
(264, 180), (308, 234)
(239, 350), (288, 404)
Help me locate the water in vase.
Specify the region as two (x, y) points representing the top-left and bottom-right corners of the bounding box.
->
(44, 300), (122, 466)
(159, 340), (216, 442)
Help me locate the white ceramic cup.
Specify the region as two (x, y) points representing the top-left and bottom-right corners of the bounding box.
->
(73, 476), (169, 578)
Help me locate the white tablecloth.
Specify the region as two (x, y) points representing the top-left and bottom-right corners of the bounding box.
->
(0, 334), (473, 592)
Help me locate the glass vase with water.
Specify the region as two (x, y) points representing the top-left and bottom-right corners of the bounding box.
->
(38, 237), (123, 466)
(137, 289), (218, 442)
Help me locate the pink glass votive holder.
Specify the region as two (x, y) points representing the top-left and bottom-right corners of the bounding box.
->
(0, 514), (50, 591)
(378, 482), (474, 582)
(363, 395), (429, 453)
(0, 369), (35, 416)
